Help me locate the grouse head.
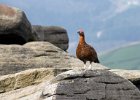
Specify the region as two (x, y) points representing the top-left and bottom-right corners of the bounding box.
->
(77, 29), (85, 37)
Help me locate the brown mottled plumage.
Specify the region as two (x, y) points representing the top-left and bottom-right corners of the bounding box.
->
(76, 29), (100, 66)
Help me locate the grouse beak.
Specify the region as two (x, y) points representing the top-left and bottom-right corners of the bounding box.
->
(77, 31), (80, 34)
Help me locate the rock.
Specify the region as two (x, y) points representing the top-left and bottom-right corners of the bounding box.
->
(0, 81), (44, 100)
(1, 69), (140, 100)
(0, 41), (107, 76)
(110, 69), (140, 90)
(32, 25), (69, 51)
(42, 69), (140, 100)
(0, 4), (38, 45)
(0, 42), (77, 76)
(0, 68), (57, 93)
(0, 41), (108, 93)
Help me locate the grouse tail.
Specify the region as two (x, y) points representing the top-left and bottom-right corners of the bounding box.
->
(95, 58), (100, 63)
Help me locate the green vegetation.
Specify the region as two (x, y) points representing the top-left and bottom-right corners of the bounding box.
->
(99, 43), (140, 70)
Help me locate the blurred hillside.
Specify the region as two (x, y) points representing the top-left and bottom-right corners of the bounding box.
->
(100, 42), (140, 70)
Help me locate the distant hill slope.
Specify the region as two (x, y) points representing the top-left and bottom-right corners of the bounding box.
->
(99, 43), (140, 70)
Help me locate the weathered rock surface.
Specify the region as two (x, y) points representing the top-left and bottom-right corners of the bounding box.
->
(0, 81), (44, 100)
(42, 69), (140, 100)
(0, 43), (108, 93)
(1, 69), (140, 100)
(0, 4), (38, 45)
(0, 42), (70, 76)
(110, 69), (140, 90)
(0, 41), (108, 76)
(0, 66), (57, 99)
(32, 25), (69, 51)
(0, 68), (58, 93)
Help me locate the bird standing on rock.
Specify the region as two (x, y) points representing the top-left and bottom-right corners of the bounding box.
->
(76, 29), (100, 69)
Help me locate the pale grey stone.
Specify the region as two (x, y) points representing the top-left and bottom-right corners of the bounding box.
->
(32, 25), (69, 51)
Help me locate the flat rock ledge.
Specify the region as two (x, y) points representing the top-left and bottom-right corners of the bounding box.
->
(0, 65), (108, 94)
(110, 69), (140, 90)
(0, 41), (108, 76)
(42, 69), (140, 100)
(1, 69), (140, 100)
(0, 68), (60, 93)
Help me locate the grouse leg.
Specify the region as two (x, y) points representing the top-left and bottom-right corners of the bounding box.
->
(84, 64), (86, 69)
(88, 62), (92, 69)
(83, 61), (87, 69)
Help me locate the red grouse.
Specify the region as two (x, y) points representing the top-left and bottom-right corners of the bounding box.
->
(76, 29), (100, 68)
